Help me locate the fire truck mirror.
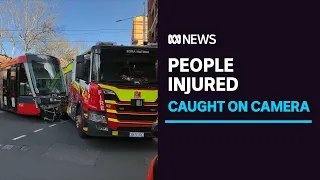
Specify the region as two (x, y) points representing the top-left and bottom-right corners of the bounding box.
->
(94, 48), (101, 54)
(76, 63), (84, 79)
(76, 55), (84, 63)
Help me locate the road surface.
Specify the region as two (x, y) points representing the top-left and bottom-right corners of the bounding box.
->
(0, 110), (158, 180)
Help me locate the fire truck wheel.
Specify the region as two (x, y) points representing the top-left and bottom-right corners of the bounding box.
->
(76, 107), (88, 138)
(61, 112), (70, 120)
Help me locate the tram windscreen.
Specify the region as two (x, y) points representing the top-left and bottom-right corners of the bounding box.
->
(27, 55), (66, 95)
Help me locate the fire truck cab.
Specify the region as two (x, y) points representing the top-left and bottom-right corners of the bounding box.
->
(67, 42), (158, 138)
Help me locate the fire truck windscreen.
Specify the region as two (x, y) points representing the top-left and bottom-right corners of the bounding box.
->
(94, 48), (157, 87)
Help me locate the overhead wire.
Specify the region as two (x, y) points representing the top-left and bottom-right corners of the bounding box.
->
(0, 40), (130, 42)
(0, 32), (133, 38)
(0, 28), (132, 32)
(0, 30), (134, 42)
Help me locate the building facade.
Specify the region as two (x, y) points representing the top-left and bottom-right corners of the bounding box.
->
(131, 16), (148, 46)
(148, 0), (158, 43)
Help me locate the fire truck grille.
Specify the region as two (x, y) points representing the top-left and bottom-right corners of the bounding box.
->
(116, 114), (157, 121)
(116, 105), (157, 112)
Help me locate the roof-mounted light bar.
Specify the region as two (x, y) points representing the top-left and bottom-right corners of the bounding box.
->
(144, 43), (158, 47)
(96, 41), (117, 46)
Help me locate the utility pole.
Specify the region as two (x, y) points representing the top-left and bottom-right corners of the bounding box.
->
(142, 1), (146, 44)
(116, 1), (147, 45)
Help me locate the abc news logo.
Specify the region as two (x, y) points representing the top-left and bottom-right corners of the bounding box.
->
(168, 34), (216, 45)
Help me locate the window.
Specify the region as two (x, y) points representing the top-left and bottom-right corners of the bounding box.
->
(2, 70), (7, 89)
(2, 70), (8, 98)
(83, 54), (90, 82)
(19, 64), (32, 96)
(91, 53), (100, 82)
(10, 66), (17, 96)
(99, 49), (157, 83)
(29, 59), (66, 94)
(6, 69), (10, 90)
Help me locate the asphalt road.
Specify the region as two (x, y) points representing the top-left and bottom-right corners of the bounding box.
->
(0, 110), (158, 180)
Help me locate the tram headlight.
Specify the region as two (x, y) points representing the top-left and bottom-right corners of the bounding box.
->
(88, 111), (106, 123)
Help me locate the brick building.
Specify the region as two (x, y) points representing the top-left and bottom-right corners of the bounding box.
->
(148, 0), (158, 43)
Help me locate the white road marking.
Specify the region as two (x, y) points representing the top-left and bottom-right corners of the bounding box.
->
(12, 135), (26, 141)
(49, 124), (56, 127)
(33, 128), (43, 132)
(2, 145), (14, 150)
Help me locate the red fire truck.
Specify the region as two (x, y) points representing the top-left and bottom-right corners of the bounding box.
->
(64, 42), (158, 138)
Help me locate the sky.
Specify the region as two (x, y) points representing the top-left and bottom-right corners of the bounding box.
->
(1, 0), (147, 56)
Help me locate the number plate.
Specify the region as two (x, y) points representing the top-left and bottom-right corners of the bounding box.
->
(98, 127), (108, 131)
(131, 99), (144, 107)
(136, 99), (143, 106)
(129, 132), (144, 138)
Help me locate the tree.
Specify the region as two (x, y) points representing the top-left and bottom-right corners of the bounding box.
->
(0, 0), (60, 55)
(0, 3), (8, 56)
(35, 36), (88, 67)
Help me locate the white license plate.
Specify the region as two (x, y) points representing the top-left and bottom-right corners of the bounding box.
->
(129, 132), (144, 138)
(136, 100), (143, 106)
(96, 125), (108, 131)
(99, 127), (108, 131)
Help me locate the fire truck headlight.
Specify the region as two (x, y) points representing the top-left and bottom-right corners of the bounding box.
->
(88, 111), (106, 123)
(103, 89), (115, 95)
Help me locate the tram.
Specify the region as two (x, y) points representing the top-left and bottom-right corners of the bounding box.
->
(0, 54), (68, 121)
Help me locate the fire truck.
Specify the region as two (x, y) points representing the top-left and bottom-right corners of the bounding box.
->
(64, 42), (158, 138)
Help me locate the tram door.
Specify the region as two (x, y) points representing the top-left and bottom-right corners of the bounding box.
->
(1, 69), (8, 109)
(7, 65), (17, 111)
